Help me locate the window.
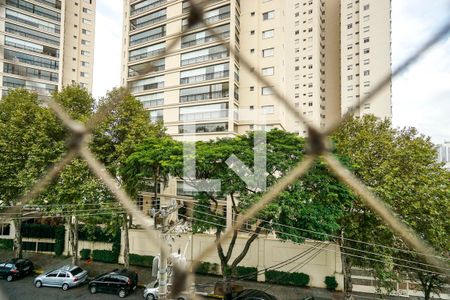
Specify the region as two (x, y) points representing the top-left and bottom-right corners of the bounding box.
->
(250, 30), (255, 35)
(363, 70), (370, 76)
(81, 39), (91, 45)
(262, 10), (274, 20)
(82, 29), (91, 35)
(5, 9), (60, 34)
(347, 24), (352, 29)
(262, 105), (274, 114)
(83, 7), (92, 14)
(149, 109), (163, 122)
(130, 75), (164, 93)
(130, 8), (166, 30)
(363, 48), (370, 54)
(82, 18), (91, 24)
(179, 103), (228, 121)
(81, 50), (90, 56)
(137, 92), (164, 108)
(130, 25), (166, 46)
(262, 67), (274, 76)
(363, 15), (370, 22)
(250, 86), (254, 91)
(5, 23), (60, 46)
(4, 49), (59, 70)
(180, 63), (229, 84)
(180, 45), (228, 66)
(262, 48), (274, 57)
(363, 37), (370, 43)
(0, 224), (10, 236)
(363, 59), (370, 65)
(363, 4), (370, 10)
(80, 72), (88, 77)
(262, 29), (274, 39)
(81, 61), (89, 67)
(179, 83), (228, 103)
(179, 122), (228, 134)
(129, 42), (165, 61)
(363, 26), (370, 33)
(181, 24), (230, 48)
(261, 87), (274, 95)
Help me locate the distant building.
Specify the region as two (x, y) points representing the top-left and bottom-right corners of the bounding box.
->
(436, 141), (450, 170)
(0, 0), (97, 96)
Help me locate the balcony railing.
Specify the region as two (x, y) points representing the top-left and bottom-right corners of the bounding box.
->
(180, 90), (229, 103)
(131, 15), (166, 31)
(130, 31), (165, 46)
(131, 0), (167, 16)
(129, 47), (165, 62)
(181, 30), (230, 48)
(180, 70), (229, 84)
(181, 50), (229, 66)
(182, 12), (230, 31)
(179, 110), (228, 122)
(182, 0), (222, 13)
(131, 82), (164, 93)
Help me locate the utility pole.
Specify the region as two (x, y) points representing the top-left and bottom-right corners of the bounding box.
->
(152, 201), (178, 299)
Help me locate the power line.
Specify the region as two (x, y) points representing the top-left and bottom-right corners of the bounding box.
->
(189, 201), (449, 260)
(183, 206), (450, 271)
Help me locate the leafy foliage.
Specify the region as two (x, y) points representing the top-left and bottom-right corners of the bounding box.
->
(129, 254), (154, 267)
(80, 248), (91, 260)
(92, 249), (118, 264)
(54, 226), (65, 256)
(265, 270), (310, 287)
(325, 276), (338, 291)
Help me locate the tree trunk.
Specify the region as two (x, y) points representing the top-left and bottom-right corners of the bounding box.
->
(123, 213), (130, 269)
(13, 218), (22, 258)
(69, 216), (79, 265)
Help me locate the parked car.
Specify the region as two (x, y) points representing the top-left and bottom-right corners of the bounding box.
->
(233, 289), (277, 300)
(143, 282), (188, 300)
(88, 269), (138, 298)
(34, 265), (88, 290)
(0, 258), (34, 282)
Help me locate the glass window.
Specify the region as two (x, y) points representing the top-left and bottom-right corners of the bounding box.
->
(5, 22), (59, 45)
(136, 92), (164, 108)
(262, 10), (274, 20)
(179, 122), (228, 134)
(130, 75), (164, 93)
(180, 83), (229, 103)
(128, 58), (165, 77)
(130, 25), (165, 46)
(3, 76), (58, 93)
(130, 0), (166, 16)
(262, 67), (274, 76)
(4, 62), (59, 82)
(182, 5), (230, 30)
(261, 87), (274, 95)
(130, 8), (166, 30)
(5, 36), (59, 57)
(262, 48), (274, 57)
(180, 63), (229, 84)
(149, 109), (163, 122)
(6, 9), (60, 34)
(181, 45), (228, 66)
(4, 49), (59, 69)
(129, 42), (165, 61)
(262, 29), (274, 39)
(181, 24), (230, 48)
(262, 105), (274, 114)
(179, 103), (228, 121)
(6, 0), (61, 21)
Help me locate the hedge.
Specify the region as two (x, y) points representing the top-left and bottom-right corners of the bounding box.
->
(92, 250), (117, 263)
(129, 254), (154, 267)
(265, 270), (310, 287)
(78, 225), (115, 243)
(325, 276), (338, 291)
(0, 239), (13, 250)
(195, 262), (220, 276)
(54, 226), (65, 256)
(80, 249), (91, 260)
(234, 266), (257, 281)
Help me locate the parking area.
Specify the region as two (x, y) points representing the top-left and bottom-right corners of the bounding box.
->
(0, 276), (145, 300)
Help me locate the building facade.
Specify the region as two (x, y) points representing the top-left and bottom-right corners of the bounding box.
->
(436, 141), (450, 170)
(121, 0), (392, 140)
(0, 0), (96, 96)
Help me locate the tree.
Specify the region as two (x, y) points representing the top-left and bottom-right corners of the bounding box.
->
(91, 88), (165, 266)
(0, 89), (66, 258)
(333, 115), (450, 300)
(168, 130), (352, 296)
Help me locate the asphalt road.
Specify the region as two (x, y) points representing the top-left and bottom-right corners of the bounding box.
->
(0, 276), (145, 300)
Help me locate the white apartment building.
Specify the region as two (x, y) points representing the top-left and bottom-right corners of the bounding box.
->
(121, 0), (391, 140)
(0, 0), (96, 96)
(437, 141), (450, 170)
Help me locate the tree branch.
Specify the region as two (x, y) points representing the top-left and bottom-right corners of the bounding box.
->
(225, 229), (238, 262)
(215, 228), (226, 263)
(231, 223), (264, 268)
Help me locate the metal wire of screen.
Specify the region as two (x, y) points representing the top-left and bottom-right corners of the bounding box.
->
(1, 0), (449, 298)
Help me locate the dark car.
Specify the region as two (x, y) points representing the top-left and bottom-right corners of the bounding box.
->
(0, 258), (34, 282)
(88, 269), (138, 298)
(233, 289), (277, 300)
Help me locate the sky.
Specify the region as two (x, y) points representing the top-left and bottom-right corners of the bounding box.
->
(92, 0), (450, 144)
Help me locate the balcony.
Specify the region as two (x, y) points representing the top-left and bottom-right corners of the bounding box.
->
(180, 90), (229, 103)
(180, 70), (229, 85)
(129, 47), (165, 62)
(181, 50), (229, 66)
(131, 0), (167, 16)
(182, 11), (230, 31)
(179, 110), (228, 122)
(130, 31), (165, 46)
(181, 30), (230, 48)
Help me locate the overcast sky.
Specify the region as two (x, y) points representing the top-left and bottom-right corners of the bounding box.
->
(92, 0), (450, 144)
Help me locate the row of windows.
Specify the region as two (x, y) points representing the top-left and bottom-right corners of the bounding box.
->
(130, 25), (166, 46)
(6, 8), (60, 34)
(180, 82), (229, 103)
(129, 42), (165, 62)
(181, 45), (228, 66)
(180, 63), (229, 85)
(130, 8), (166, 30)
(4, 49), (59, 70)
(179, 102), (228, 122)
(182, 5), (230, 31)
(5, 35), (59, 58)
(179, 122), (228, 134)
(181, 24), (230, 48)
(5, 22), (60, 46)
(34, 0), (61, 10)
(4, 62), (59, 82)
(3, 76), (58, 94)
(6, 0), (61, 22)
(130, 0), (167, 16)
(128, 58), (165, 77)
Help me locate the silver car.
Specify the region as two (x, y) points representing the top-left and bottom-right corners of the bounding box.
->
(34, 265), (88, 291)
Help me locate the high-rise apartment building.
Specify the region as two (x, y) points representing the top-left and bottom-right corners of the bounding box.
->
(0, 0), (96, 96)
(121, 0), (391, 140)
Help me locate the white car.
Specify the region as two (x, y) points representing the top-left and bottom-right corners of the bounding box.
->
(143, 282), (187, 300)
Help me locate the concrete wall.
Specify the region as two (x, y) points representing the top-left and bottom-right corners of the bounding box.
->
(120, 228), (344, 290)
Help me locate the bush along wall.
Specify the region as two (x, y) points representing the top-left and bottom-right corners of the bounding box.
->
(92, 227), (121, 264)
(265, 270), (310, 287)
(233, 266), (258, 281)
(21, 223), (64, 239)
(80, 249), (91, 260)
(54, 226), (65, 256)
(78, 225), (115, 243)
(0, 239), (13, 250)
(129, 254), (154, 267)
(325, 276), (338, 291)
(195, 262), (221, 276)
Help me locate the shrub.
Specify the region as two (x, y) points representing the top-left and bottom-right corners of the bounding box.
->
(129, 254), (154, 267)
(265, 270), (310, 287)
(195, 262), (220, 276)
(80, 249), (91, 260)
(0, 239), (13, 250)
(54, 226), (65, 256)
(234, 266), (258, 281)
(92, 250), (118, 264)
(325, 276), (338, 291)
(78, 225), (115, 243)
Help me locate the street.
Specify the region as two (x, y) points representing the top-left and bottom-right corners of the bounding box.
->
(0, 276), (145, 300)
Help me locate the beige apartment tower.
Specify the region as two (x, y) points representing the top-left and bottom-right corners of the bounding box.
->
(0, 0), (96, 96)
(121, 0), (391, 139)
